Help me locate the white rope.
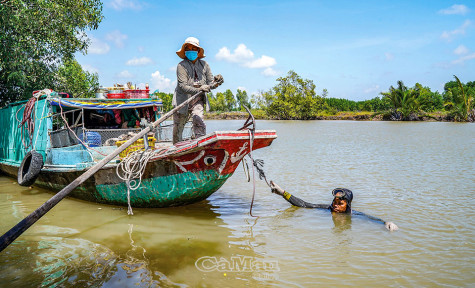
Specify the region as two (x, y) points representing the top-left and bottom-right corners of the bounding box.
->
(33, 89), (52, 99)
(116, 146), (168, 215)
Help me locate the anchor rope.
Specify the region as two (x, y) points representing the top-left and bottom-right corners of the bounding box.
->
(251, 158), (270, 187)
(247, 129), (257, 217)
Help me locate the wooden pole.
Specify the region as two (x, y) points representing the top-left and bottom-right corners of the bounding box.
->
(0, 92), (203, 252)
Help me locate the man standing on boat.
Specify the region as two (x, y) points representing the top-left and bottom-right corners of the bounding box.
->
(173, 37), (224, 144)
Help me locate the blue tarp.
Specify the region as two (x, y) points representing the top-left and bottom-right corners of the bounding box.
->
(48, 97), (163, 110)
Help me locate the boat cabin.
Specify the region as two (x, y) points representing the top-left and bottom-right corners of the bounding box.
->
(0, 96), (190, 169)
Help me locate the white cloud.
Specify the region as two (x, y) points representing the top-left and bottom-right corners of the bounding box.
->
(441, 20), (471, 41)
(150, 71), (174, 93)
(216, 44), (277, 76)
(88, 36), (110, 54)
(439, 4), (469, 15)
(452, 52), (475, 65)
(168, 66), (177, 73)
(216, 44), (254, 63)
(109, 0), (143, 11)
(137, 46), (144, 52)
(237, 86), (246, 92)
(262, 67), (279, 77)
(82, 64), (99, 74)
(126, 57), (154, 66)
(385, 52), (394, 61)
(364, 85), (380, 94)
(454, 45), (469, 55)
(116, 70), (134, 78)
(105, 30), (128, 48)
(244, 55), (277, 69)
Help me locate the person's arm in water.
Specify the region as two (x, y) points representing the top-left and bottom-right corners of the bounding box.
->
(351, 210), (398, 231)
(271, 181), (398, 231)
(270, 181), (329, 209)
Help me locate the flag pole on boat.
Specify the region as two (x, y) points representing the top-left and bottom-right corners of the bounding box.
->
(0, 91), (204, 253)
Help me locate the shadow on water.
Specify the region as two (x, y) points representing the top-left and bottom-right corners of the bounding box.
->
(0, 179), (262, 287)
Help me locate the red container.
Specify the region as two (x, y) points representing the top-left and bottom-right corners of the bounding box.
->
(107, 93), (126, 99)
(124, 89), (150, 99)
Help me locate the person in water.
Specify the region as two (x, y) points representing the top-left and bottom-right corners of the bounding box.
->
(270, 181), (399, 231)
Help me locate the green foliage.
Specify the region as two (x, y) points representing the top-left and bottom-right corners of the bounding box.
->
(236, 89), (250, 111)
(154, 92), (173, 112)
(324, 97), (391, 113)
(444, 75), (474, 121)
(378, 81), (422, 120)
(224, 89), (236, 111)
(208, 90), (240, 112)
(261, 70), (325, 119)
(209, 92), (227, 111)
(54, 58), (99, 98)
(0, 0), (103, 105)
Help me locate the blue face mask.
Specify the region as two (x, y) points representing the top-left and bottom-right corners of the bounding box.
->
(185, 50), (198, 61)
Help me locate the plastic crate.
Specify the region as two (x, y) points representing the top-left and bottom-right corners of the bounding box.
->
(124, 89), (150, 99)
(79, 131), (102, 147)
(107, 93), (125, 99)
(116, 137), (156, 158)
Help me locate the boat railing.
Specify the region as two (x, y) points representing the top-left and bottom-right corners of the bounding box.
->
(47, 101), (193, 149)
(155, 121), (193, 142)
(49, 123), (193, 148)
(49, 127), (85, 148)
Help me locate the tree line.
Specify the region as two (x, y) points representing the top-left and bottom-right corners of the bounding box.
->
(158, 70), (474, 122)
(321, 77), (474, 121)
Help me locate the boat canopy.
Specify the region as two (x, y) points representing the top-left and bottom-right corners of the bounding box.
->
(48, 97), (163, 110)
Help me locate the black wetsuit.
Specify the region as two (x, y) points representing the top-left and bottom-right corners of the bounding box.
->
(282, 191), (387, 224)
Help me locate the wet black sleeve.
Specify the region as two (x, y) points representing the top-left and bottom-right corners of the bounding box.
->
(352, 210), (386, 224)
(283, 192), (329, 209)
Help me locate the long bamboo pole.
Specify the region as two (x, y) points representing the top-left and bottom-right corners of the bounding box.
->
(0, 91), (203, 252)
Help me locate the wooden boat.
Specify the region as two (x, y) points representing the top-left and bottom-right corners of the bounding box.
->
(0, 94), (277, 207)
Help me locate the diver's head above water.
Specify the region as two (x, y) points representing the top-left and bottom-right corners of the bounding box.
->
(270, 181), (353, 213)
(330, 188), (353, 213)
(269, 181), (398, 231)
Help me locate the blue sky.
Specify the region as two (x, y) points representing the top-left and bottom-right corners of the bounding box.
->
(76, 0), (475, 101)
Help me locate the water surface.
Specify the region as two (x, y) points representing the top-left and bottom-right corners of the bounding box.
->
(1, 120), (474, 287)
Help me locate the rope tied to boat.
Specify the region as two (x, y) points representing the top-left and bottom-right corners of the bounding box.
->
(238, 105), (274, 217)
(116, 146), (168, 215)
(251, 158), (270, 187)
(116, 148), (153, 215)
(15, 89), (55, 150)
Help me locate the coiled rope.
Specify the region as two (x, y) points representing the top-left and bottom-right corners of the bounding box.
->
(116, 146), (168, 215)
(16, 89), (50, 148)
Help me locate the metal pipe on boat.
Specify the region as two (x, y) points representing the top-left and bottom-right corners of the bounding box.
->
(0, 92), (204, 253)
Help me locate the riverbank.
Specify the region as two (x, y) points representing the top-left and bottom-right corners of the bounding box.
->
(204, 110), (455, 121)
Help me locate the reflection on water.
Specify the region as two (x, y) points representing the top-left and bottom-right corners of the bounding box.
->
(1, 120), (474, 287)
(331, 213), (352, 233)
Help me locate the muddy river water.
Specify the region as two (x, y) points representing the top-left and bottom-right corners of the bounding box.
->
(0, 120), (474, 287)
